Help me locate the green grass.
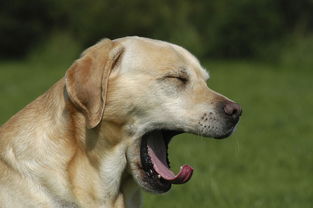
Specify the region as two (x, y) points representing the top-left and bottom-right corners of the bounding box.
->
(0, 60), (312, 208)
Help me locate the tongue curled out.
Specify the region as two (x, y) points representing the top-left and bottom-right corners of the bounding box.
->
(146, 131), (193, 184)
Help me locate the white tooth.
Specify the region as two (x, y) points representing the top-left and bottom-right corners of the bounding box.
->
(157, 175), (161, 178)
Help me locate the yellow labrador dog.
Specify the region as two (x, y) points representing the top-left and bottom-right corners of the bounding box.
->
(0, 37), (242, 208)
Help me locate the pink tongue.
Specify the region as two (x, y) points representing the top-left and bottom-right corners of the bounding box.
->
(147, 132), (193, 184)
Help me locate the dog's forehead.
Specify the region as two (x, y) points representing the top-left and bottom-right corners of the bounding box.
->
(115, 36), (209, 80)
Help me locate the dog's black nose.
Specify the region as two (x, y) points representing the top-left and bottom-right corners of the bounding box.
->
(223, 102), (242, 121)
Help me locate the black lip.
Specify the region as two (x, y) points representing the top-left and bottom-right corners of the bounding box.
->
(140, 129), (182, 193)
(213, 130), (233, 139)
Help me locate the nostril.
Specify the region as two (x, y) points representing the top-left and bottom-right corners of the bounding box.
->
(223, 102), (242, 119)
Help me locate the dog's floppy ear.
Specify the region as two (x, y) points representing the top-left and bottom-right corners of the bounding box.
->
(65, 39), (124, 128)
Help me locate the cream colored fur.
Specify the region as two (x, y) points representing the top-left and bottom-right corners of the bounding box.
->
(0, 37), (235, 208)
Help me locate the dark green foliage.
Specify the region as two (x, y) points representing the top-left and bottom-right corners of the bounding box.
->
(0, 0), (312, 59)
(0, 0), (58, 58)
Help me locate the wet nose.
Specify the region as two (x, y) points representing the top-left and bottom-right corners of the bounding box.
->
(223, 102), (242, 121)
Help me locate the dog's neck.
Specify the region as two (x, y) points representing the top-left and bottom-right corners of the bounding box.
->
(61, 79), (141, 207)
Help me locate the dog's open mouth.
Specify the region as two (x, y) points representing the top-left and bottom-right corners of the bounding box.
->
(140, 129), (193, 192)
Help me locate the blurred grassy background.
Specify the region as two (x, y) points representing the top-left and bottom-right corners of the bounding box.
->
(1, 0), (313, 207)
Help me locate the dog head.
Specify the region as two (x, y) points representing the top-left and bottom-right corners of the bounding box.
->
(65, 37), (242, 194)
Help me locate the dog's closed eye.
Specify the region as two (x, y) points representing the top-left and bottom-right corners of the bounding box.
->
(165, 75), (188, 84)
